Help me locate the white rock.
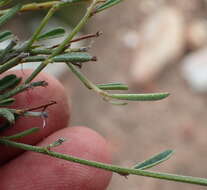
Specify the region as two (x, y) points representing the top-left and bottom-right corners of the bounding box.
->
(130, 7), (185, 85)
(182, 48), (207, 92)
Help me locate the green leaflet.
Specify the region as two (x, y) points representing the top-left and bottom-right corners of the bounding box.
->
(37, 27), (65, 41)
(108, 93), (170, 101)
(24, 52), (96, 63)
(96, 83), (128, 90)
(22, 55), (47, 62)
(53, 52), (96, 62)
(96, 0), (122, 13)
(134, 150), (174, 170)
(0, 4), (22, 27)
(0, 74), (22, 92)
(0, 98), (15, 106)
(0, 108), (15, 123)
(0, 31), (13, 43)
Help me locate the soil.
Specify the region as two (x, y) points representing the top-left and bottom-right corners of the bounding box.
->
(62, 1), (207, 190)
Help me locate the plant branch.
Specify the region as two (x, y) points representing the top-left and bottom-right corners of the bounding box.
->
(25, 0), (100, 84)
(66, 63), (169, 102)
(0, 138), (207, 186)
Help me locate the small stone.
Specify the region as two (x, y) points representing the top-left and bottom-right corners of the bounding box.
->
(181, 48), (207, 93)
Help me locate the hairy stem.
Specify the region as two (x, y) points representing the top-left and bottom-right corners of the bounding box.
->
(0, 138), (207, 186)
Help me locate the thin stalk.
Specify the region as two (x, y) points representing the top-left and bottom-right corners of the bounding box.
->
(23, 2), (62, 50)
(66, 63), (105, 94)
(3, 128), (39, 140)
(0, 138), (207, 186)
(51, 0), (98, 56)
(51, 31), (102, 49)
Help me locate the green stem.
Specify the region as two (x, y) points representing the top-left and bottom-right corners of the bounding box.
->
(2, 128), (39, 140)
(25, 0), (99, 84)
(24, 2), (62, 50)
(66, 63), (104, 94)
(0, 138), (207, 186)
(0, 81), (47, 101)
(51, 0), (97, 56)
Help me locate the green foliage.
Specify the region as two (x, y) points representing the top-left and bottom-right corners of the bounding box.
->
(52, 52), (96, 62)
(0, 0), (206, 188)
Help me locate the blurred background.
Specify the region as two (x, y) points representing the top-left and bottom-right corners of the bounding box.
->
(3, 0), (207, 189)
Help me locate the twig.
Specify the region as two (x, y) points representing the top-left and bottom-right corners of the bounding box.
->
(0, 138), (207, 186)
(51, 31), (103, 49)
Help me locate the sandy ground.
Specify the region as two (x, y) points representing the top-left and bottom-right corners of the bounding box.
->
(61, 1), (207, 190)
